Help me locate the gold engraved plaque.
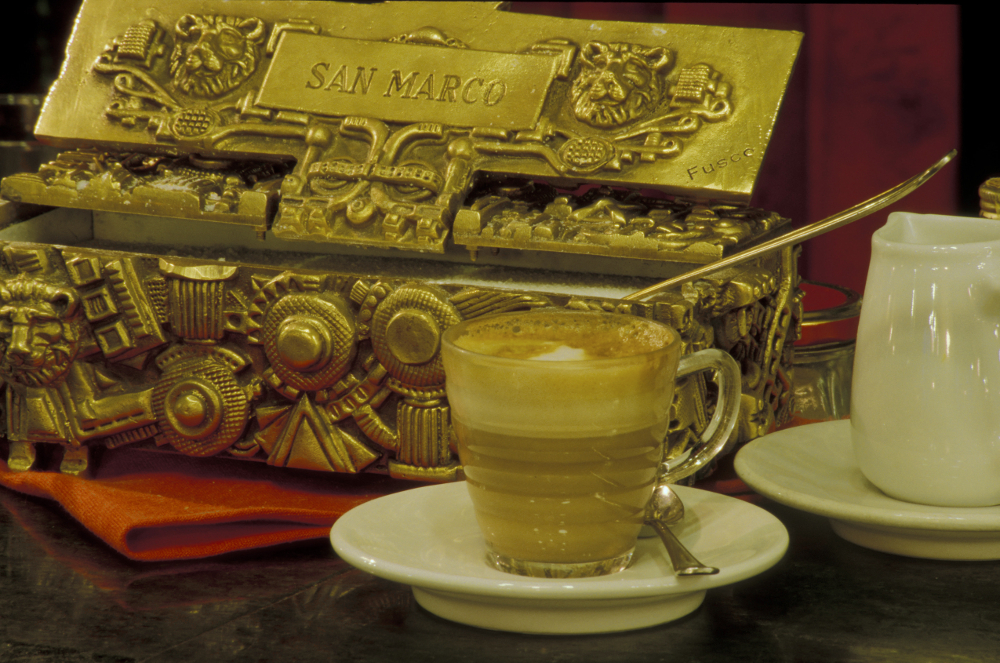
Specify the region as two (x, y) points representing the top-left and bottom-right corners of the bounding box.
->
(258, 33), (560, 130)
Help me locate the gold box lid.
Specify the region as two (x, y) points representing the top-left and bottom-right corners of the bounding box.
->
(5, 0), (802, 266)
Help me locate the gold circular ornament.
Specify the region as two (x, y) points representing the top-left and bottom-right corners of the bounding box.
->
(153, 356), (251, 456)
(262, 293), (357, 393)
(370, 284), (460, 387)
(163, 377), (223, 439)
(385, 309), (440, 365)
(275, 315), (333, 371)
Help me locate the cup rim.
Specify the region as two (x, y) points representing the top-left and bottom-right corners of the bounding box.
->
(441, 309), (680, 367)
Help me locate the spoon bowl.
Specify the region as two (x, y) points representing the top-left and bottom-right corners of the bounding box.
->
(645, 484), (720, 576)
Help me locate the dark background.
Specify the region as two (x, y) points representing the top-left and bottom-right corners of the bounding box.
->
(0, 2), (991, 296)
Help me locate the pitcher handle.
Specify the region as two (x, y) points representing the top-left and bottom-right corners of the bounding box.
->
(660, 348), (742, 483)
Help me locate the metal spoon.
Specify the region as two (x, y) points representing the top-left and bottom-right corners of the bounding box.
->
(645, 483), (719, 576)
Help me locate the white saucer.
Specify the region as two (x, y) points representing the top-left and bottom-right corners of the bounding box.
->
(734, 420), (1000, 560)
(330, 481), (788, 634)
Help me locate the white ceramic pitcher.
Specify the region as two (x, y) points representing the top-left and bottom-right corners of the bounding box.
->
(851, 211), (1000, 507)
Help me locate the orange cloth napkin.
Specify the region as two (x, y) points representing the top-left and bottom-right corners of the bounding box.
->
(0, 487), (354, 611)
(0, 445), (418, 562)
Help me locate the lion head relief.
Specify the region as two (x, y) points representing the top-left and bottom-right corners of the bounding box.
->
(0, 276), (82, 388)
(169, 14), (266, 98)
(570, 41), (674, 129)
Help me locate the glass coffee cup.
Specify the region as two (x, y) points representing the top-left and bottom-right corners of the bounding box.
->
(441, 310), (741, 578)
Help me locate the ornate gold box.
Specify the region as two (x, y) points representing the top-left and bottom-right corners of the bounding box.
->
(0, 1), (802, 481)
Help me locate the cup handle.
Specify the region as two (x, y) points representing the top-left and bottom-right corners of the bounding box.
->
(659, 348), (742, 483)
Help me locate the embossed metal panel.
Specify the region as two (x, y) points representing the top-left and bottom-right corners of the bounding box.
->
(31, 1), (801, 203)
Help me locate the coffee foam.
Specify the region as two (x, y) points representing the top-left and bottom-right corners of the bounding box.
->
(443, 312), (680, 436)
(452, 312), (675, 361)
(531, 345), (589, 361)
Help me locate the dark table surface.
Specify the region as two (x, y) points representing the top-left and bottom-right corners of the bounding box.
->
(2, 479), (1000, 663)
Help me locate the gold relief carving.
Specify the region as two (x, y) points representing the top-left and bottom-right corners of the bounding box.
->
(1, 151), (285, 231)
(80, 286), (120, 324)
(708, 251), (800, 445)
(254, 393), (379, 473)
(564, 296), (636, 317)
(664, 372), (709, 465)
(570, 41), (674, 129)
(160, 259), (239, 341)
(61, 362), (156, 446)
(4, 2), (801, 257)
(0, 275), (83, 389)
(270, 118), (474, 253)
(169, 15), (267, 99)
(388, 26), (468, 49)
(58, 446), (92, 476)
(0, 271), (160, 474)
(93, 13), (268, 125)
(105, 424), (159, 449)
(0, 239), (796, 482)
(389, 398), (459, 482)
(114, 20), (166, 69)
(253, 374), (387, 473)
(2, 246), (64, 279)
(619, 253), (799, 480)
(455, 183), (787, 263)
(245, 276), (467, 476)
(979, 178), (1000, 219)
(6, 440), (37, 473)
(653, 296), (707, 350)
(464, 52), (732, 179)
(64, 255), (105, 288)
(448, 288), (552, 319)
(144, 274), (171, 325)
(394, 400), (452, 467)
(351, 280), (391, 340)
(92, 321), (137, 360)
(244, 272), (388, 472)
(102, 257), (169, 360)
(0, 3), (803, 481)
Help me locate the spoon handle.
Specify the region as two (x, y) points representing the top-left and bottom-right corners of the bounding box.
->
(651, 521), (720, 576)
(622, 148), (957, 302)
